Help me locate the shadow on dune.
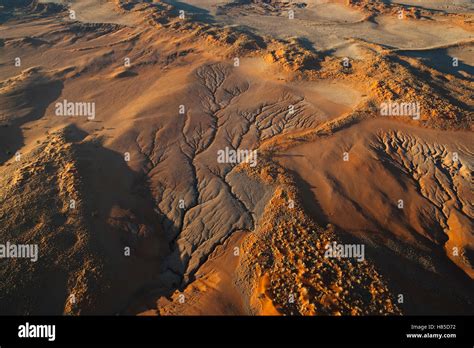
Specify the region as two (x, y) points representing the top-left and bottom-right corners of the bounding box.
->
(281, 152), (474, 314)
(0, 76), (63, 166)
(164, 0), (216, 24)
(0, 123), (186, 314)
(400, 48), (474, 79)
(65, 125), (187, 315)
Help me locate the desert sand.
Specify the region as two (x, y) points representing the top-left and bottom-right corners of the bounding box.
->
(0, 0), (472, 315)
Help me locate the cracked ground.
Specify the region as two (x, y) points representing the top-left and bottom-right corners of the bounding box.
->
(0, 0), (472, 315)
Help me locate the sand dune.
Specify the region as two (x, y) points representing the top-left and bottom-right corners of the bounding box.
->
(277, 119), (473, 313)
(0, 0), (472, 315)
